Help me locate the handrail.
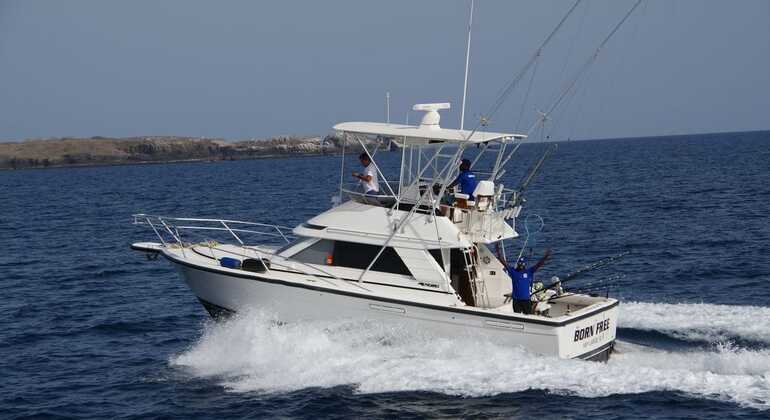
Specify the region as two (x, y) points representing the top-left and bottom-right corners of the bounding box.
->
(135, 214), (294, 230)
(341, 185), (509, 217)
(132, 213), (373, 293)
(133, 214), (296, 249)
(173, 225), (286, 238)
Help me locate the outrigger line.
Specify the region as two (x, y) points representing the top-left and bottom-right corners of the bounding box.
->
(524, 0), (644, 137)
(463, 0), (584, 142)
(531, 250), (631, 298)
(515, 213), (544, 266)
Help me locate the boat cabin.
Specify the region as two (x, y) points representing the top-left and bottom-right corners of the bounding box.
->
(272, 103), (530, 309)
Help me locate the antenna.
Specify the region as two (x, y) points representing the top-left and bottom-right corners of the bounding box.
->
(386, 91), (390, 124)
(460, 0), (474, 130)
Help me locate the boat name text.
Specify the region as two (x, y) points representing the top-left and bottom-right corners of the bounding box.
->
(574, 319), (610, 342)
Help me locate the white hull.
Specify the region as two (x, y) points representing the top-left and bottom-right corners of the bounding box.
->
(169, 252), (618, 361)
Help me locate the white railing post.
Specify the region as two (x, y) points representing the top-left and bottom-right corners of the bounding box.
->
(220, 221), (244, 245)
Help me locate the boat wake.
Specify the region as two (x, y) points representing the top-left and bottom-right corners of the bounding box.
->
(170, 303), (770, 410)
(620, 301), (770, 347)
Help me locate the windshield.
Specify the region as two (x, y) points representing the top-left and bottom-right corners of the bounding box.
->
(274, 237), (308, 256)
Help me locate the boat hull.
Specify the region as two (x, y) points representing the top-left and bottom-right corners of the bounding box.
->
(170, 257), (617, 361)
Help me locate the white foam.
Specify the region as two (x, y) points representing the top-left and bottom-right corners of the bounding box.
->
(171, 309), (770, 410)
(620, 301), (770, 344)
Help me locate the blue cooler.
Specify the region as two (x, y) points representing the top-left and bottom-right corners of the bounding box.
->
(219, 257), (242, 269)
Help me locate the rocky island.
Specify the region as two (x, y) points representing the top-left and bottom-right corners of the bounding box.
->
(0, 135), (361, 170)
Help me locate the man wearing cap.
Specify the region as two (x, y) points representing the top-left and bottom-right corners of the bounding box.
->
(503, 249), (552, 314)
(448, 158), (478, 204)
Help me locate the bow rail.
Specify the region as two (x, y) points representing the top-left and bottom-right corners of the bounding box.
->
(132, 214), (295, 248)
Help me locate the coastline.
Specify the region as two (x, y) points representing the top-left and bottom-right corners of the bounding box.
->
(2, 129), (766, 171)
(0, 135), (367, 171)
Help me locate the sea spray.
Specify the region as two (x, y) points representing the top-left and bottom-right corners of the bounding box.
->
(171, 307), (770, 410)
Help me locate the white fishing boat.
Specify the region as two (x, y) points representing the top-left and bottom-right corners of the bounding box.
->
(132, 102), (617, 361)
(131, 0), (647, 361)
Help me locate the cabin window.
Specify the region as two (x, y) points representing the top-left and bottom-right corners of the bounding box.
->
(291, 239), (334, 265)
(428, 249), (443, 267)
(290, 239), (411, 276)
(275, 237), (308, 256)
(333, 241), (412, 276)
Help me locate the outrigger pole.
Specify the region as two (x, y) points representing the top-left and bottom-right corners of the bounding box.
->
(460, 0), (474, 130)
(524, 0), (644, 137)
(463, 0), (583, 142)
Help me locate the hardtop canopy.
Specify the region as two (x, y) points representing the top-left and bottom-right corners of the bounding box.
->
(333, 122), (526, 146)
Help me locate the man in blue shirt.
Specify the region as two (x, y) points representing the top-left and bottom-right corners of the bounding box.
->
(503, 249), (552, 314)
(448, 158), (478, 202)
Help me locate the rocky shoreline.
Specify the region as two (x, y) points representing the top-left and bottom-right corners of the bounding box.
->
(0, 135), (363, 170)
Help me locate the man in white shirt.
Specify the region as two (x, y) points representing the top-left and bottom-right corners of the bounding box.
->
(352, 152), (380, 195)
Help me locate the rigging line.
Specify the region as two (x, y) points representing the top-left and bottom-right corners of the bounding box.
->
(484, 0), (582, 117)
(515, 214), (544, 263)
(554, 0), (591, 105)
(543, 71), (586, 138)
(531, 0), (643, 137)
(463, 0), (583, 140)
(525, 0), (644, 137)
(567, 65), (595, 140)
(514, 55), (540, 132)
(537, 0), (590, 137)
(601, 0), (644, 130)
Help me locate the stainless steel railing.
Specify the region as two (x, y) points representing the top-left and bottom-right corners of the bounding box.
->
(132, 213), (374, 292)
(132, 214), (295, 248)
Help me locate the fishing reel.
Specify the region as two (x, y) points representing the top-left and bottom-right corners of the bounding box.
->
(550, 276), (564, 295)
(532, 277), (562, 315)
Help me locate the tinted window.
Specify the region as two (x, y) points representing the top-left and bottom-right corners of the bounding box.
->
(275, 238), (307, 255)
(290, 239), (412, 276)
(291, 239), (334, 265)
(333, 241), (412, 276)
(429, 249), (443, 267)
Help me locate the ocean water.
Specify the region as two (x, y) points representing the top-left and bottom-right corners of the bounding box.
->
(1, 131), (769, 419)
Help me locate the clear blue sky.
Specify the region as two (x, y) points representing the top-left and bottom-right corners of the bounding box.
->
(0, 0), (768, 141)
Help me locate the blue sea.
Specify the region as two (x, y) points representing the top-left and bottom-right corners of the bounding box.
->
(2, 131), (769, 419)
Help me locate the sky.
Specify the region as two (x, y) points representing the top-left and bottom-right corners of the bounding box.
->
(0, 0), (768, 141)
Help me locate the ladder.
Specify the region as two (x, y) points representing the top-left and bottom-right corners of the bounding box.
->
(461, 245), (489, 307)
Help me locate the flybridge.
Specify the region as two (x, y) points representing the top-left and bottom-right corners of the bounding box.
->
(331, 101), (526, 246)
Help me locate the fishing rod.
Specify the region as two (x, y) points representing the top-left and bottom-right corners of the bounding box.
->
(530, 250), (630, 298)
(561, 250), (630, 282)
(546, 274), (626, 301)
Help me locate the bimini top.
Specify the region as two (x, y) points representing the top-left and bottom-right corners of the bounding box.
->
(334, 102), (525, 146)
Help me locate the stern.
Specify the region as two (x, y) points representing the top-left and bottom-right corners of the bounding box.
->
(558, 301), (618, 361)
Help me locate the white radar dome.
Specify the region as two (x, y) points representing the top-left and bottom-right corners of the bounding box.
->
(413, 102), (450, 130)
